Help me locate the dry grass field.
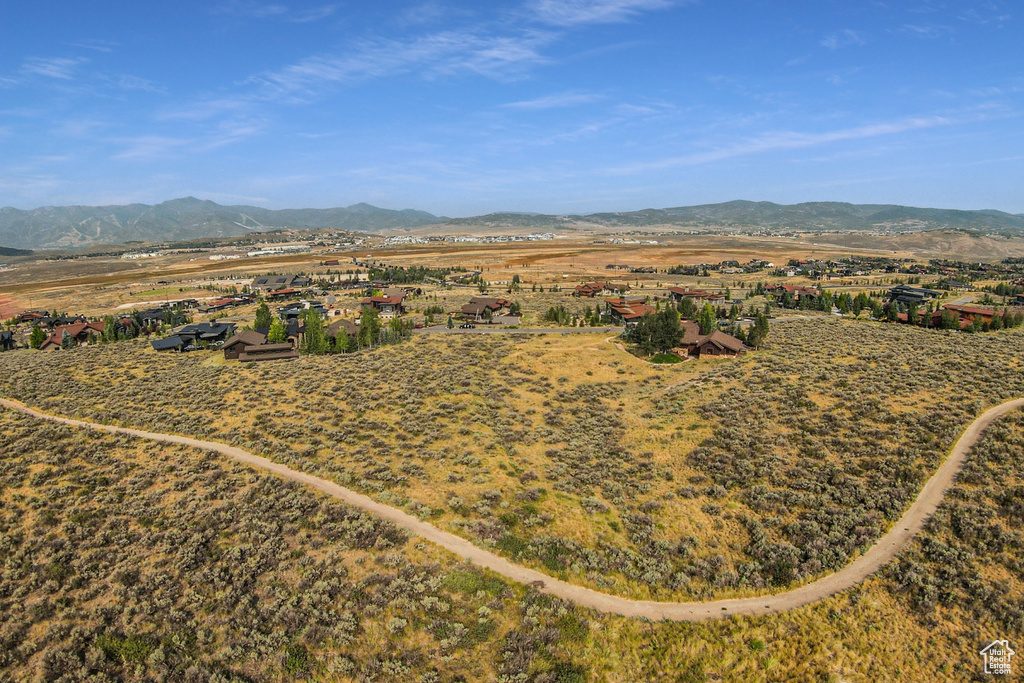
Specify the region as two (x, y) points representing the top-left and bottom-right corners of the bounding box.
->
(2, 319), (1022, 608)
(2, 394), (1020, 681)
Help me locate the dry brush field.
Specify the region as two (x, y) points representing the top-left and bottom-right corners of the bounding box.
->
(2, 394), (1022, 680)
(1, 320), (1022, 606)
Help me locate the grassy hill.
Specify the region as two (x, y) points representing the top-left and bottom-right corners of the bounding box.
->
(0, 198), (444, 250)
(440, 200), (1024, 235)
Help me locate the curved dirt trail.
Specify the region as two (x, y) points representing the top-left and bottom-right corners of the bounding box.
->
(3, 396), (1021, 622)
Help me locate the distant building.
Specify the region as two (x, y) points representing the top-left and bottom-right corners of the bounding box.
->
(250, 275), (311, 292)
(888, 284), (942, 306)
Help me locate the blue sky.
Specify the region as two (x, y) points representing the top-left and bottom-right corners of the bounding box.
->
(1, 0), (1021, 215)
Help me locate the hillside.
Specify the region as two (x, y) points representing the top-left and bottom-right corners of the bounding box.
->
(439, 200), (1024, 235)
(0, 198), (444, 250)
(4, 197), (1024, 250)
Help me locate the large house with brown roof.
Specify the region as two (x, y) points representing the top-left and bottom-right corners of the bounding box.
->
(677, 321), (746, 358)
(328, 318), (359, 339)
(38, 321), (106, 350)
(667, 287), (725, 303)
(222, 330), (268, 359)
(221, 329), (298, 362)
(361, 294), (406, 319)
(460, 296), (511, 321)
(574, 282), (627, 298)
(943, 304), (997, 326)
(604, 297), (656, 327)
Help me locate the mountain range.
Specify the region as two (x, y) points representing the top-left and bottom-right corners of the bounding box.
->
(1, 197), (1023, 250)
(0, 197), (444, 250)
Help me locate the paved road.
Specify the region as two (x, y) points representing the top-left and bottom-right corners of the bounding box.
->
(3, 396), (1019, 621)
(412, 325), (625, 335)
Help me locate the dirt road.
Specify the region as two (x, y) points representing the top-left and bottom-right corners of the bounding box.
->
(3, 396), (1020, 621)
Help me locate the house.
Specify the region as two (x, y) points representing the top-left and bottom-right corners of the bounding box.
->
(222, 330), (268, 359)
(459, 296), (511, 321)
(888, 284), (942, 306)
(362, 295), (406, 319)
(151, 335), (185, 352)
(47, 314), (88, 329)
(942, 280), (971, 291)
(896, 310), (947, 327)
(329, 318), (359, 339)
(238, 343), (298, 362)
(604, 297), (656, 326)
(0, 330), (15, 351)
(943, 304), (997, 326)
(574, 282), (627, 297)
(201, 297), (238, 313)
(678, 322), (746, 358)
(250, 275), (311, 292)
(175, 322), (236, 346)
(17, 310), (48, 324)
(323, 259), (340, 267)
(766, 284), (820, 301)
(265, 287), (304, 300)
(39, 321), (106, 350)
(667, 287), (725, 303)
(137, 307), (168, 327)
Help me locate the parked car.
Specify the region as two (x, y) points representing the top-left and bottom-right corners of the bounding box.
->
(459, 323), (476, 329)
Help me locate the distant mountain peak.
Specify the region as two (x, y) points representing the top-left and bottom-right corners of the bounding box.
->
(1, 198), (1021, 250)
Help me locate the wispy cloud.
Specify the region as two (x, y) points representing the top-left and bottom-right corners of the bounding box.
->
(504, 91), (603, 109)
(210, 1), (339, 22)
(528, 0), (679, 26)
(69, 39), (119, 53)
(291, 5), (339, 22)
(250, 29), (554, 96)
(820, 29), (866, 50)
(604, 115), (953, 174)
(100, 74), (167, 94)
(902, 23), (953, 38)
(20, 56), (88, 80)
(112, 136), (191, 161)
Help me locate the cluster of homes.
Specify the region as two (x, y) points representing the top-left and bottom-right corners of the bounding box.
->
(602, 296), (747, 358)
(15, 312), (116, 351)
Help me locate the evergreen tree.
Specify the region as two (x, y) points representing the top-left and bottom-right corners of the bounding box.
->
(625, 308), (683, 355)
(906, 302), (919, 326)
(697, 303), (717, 334)
(678, 297), (697, 319)
(939, 309), (961, 330)
(254, 302), (273, 330)
(746, 311), (770, 348)
(446, 315), (454, 329)
(102, 315), (118, 342)
(29, 325), (46, 349)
